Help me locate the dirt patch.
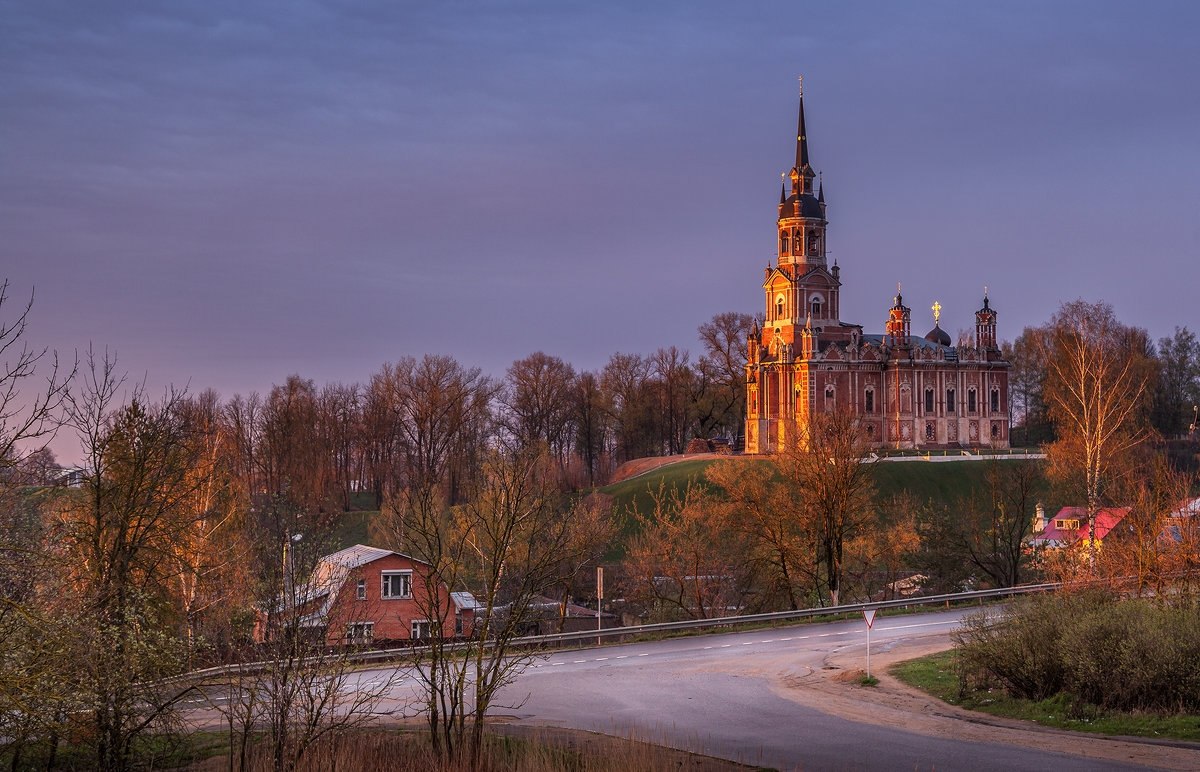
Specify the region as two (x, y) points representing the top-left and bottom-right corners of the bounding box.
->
(773, 634), (1200, 770)
(609, 454), (723, 484)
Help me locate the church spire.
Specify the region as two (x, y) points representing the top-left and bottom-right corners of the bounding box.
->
(795, 77), (810, 170)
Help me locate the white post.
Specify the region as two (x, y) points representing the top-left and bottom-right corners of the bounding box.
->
(866, 624), (871, 679)
(596, 566), (604, 646)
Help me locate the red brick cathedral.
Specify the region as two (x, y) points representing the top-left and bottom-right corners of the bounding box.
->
(745, 90), (1010, 453)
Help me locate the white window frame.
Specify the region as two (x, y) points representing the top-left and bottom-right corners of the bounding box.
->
(381, 570), (412, 600)
(411, 619), (432, 640)
(356, 579), (367, 600)
(345, 621), (374, 641)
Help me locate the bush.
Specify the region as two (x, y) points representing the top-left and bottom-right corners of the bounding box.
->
(954, 592), (1200, 714)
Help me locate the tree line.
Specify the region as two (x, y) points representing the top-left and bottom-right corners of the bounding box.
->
(1, 277), (1198, 769)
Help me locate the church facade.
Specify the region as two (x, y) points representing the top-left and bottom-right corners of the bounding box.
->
(744, 91), (1010, 453)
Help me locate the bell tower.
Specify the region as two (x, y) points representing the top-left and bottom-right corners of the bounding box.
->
(777, 78), (828, 270)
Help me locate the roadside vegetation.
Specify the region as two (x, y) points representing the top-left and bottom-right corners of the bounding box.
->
(893, 593), (1200, 742)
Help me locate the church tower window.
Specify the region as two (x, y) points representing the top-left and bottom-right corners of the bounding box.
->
(780, 233), (789, 254)
(775, 294), (785, 320)
(811, 297), (823, 318)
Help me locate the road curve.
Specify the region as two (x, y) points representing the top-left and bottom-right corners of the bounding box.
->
(477, 609), (1194, 771)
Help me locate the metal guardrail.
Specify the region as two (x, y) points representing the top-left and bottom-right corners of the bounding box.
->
(178, 582), (1062, 683)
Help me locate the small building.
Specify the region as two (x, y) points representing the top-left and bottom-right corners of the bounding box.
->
(1029, 506), (1131, 550)
(279, 544), (476, 645)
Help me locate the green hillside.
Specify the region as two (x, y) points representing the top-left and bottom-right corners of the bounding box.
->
(601, 457), (1040, 531)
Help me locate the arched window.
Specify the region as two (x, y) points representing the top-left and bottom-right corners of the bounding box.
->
(824, 385), (835, 412)
(968, 387), (977, 413)
(924, 388), (935, 414)
(991, 387), (1001, 413)
(946, 388), (956, 413)
(775, 294), (785, 320)
(864, 387), (875, 414)
(780, 233), (789, 254)
(808, 229), (820, 255)
(811, 296), (823, 318)
(792, 230), (801, 254)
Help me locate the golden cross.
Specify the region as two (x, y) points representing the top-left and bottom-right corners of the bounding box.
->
(932, 301), (942, 325)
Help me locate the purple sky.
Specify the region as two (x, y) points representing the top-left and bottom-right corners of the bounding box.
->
(4, 1), (1199, 460)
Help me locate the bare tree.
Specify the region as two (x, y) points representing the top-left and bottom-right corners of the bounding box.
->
(705, 459), (810, 610)
(625, 479), (754, 620)
(1040, 301), (1153, 556)
(777, 409), (876, 607)
(501, 352), (577, 465)
(58, 351), (206, 771)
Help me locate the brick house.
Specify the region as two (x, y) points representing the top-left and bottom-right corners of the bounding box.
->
(287, 544), (476, 645)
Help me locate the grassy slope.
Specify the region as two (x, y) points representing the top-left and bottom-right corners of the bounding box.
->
(892, 650), (1200, 741)
(602, 457), (1004, 525)
(334, 458), (1030, 553)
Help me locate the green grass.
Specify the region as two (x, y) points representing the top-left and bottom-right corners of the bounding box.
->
(892, 650), (1200, 742)
(602, 457), (1013, 527)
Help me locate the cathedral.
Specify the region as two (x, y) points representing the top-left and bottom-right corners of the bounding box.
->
(744, 89), (1010, 453)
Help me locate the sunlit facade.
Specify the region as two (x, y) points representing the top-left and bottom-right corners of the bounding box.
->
(744, 90), (1010, 453)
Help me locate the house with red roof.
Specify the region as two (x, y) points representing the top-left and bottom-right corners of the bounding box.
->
(1029, 506), (1131, 550)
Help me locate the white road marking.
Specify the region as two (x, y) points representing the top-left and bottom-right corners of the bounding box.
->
(596, 657), (608, 661)
(615, 655), (628, 659)
(741, 642), (754, 645)
(573, 659), (586, 663)
(637, 653), (649, 657)
(720, 644), (732, 648)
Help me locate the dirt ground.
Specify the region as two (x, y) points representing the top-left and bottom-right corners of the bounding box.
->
(772, 634), (1200, 771)
(608, 453), (723, 484)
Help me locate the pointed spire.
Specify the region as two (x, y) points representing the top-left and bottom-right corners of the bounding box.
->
(780, 182), (786, 204)
(818, 175), (825, 203)
(795, 79), (810, 169)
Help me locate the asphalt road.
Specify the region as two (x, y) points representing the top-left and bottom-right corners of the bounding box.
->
(477, 609), (1152, 771)
(189, 609), (1192, 771)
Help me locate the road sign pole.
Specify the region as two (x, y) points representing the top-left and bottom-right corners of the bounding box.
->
(596, 566), (604, 646)
(863, 608), (877, 679)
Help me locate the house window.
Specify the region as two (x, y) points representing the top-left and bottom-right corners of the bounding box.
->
(411, 619), (432, 640)
(381, 571), (412, 599)
(946, 388), (956, 413)
(455, 611), (464, 636)
(967, 388), (977, 413)
(924, 388), (934, 414)
(864, 388), (875, 414)
(991, 388), (1001, 413)
(345, 622), (374, 641)
(356, 579), (367, 600)
(1056, 519), (1080, 531)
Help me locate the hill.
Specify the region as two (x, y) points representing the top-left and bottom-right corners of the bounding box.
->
(601, 456), (1042, 541)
